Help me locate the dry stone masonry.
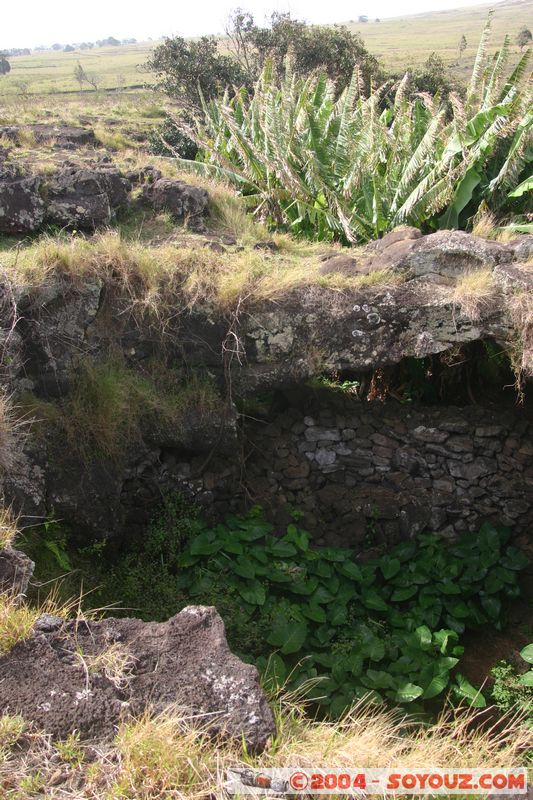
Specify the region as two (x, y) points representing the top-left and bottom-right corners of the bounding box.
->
(242, 400), (533, 548)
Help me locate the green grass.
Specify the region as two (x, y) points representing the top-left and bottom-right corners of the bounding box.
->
(0, 42), (154, 96)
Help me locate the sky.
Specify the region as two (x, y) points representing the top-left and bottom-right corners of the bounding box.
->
(2, 0), (504, 49)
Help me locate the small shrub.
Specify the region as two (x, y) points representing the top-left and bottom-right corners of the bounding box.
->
(490, 661), (533, 718)
(148, 116), (198, 160)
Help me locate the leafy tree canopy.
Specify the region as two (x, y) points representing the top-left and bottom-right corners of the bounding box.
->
(148, 10), (380, 109)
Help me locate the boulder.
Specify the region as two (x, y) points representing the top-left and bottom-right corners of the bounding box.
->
(91, 165), (131, 209)
(45, 168), (112, 228)
(399, 230), (512, 282)
(0, 546), (34, 596)
(141, 178), (209, 230)
(124, 165), (162, 185)
(0, 124), (97, 148)
(0, 606), (275, 750)
(0, 167), (44, 233)
(508, 235), (533, 263)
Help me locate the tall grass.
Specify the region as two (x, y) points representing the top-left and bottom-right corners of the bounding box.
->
(0, 697), (530, 798)
(177, 15), (532, 243)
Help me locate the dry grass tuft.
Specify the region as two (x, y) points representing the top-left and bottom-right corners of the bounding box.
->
(450, 269), (499, 321)
(0, 393), (23, 474)
(0, 506), (18, 550)
(0, 587), (77, 656)
(507, 288), (533, 379)
(85, 642), (137, 690)
(0, 231), (400, 319)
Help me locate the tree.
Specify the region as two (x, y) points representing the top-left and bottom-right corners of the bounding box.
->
(408, 52), (456, 97)
(225, 10), (380, 92)
(148, 35), (248, 110)
(458, 34), (467, 59)
(516, 26), (532, 50)
(64, 44), (75, 52)
(73, 61), (99, 91)
(0, 56), (10, 76)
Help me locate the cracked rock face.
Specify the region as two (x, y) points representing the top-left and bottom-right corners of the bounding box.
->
(0, 546), (35, 596)
(141, 178), (209, 230)
(0, 606), (275, 750)
(0, 168), (44, 233)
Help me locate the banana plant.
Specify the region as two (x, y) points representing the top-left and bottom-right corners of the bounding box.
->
(175, 16), (532, 243)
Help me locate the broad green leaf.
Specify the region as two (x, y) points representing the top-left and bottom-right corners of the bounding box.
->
(362, 589), (389, 612)
(302, 603), (327, 623)
(280, 622), (308, 654)
(508, 174), (533, 197)
(422, 672), (450, 699)
(454, 674), (486, 708)
(518, 670), (533, 686)
(380, 557), (401, 580)
(238, 581), (266, 606)
(396, 682), (424, 703)
(520, 644), (533, 664)
(233, 557), (255, 579)
(391, 586), (418, 602)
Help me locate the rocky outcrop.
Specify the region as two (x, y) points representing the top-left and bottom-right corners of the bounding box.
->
(0, 546), (34, 595)
(0, 606), (275, 749)
(0, 165), (44, 233)
(0, 160), (207, 232)
(0, 229), (531, 544)
(141, 177), (209, 230)
(0, 124), (98, 148)
(45, 168), (115, 228)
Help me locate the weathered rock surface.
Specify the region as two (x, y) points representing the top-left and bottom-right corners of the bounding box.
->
(0, 606), (275, 749)
(0, 124), (98, 148)
(0, 166), (44, 233)
(141, 178), (209, 229)
(0, 228), (531, 544)
(45, 168), (114, 228)
(0, 546), (34, 595)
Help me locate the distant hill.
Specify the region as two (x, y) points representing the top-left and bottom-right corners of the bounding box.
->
(345, 0), (533, 77)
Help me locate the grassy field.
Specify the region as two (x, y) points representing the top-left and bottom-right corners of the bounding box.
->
(0, 0), (531, 102)
(0, 41), (154, 96)
(347, 0), (533, 72)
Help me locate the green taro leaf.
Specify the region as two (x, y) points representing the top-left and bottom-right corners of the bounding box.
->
(422, 672), (450, 699)
(189, 532), (222, 555)
(518, 670), (533, 686)
(340, 561), (363, 581)
(520, 644), (533, 664)
(238, 581), (266, 606)
(454, 674), (486, 708)
(302, 603), (327, 623)
(380, 557), (401, 580)
(270, 540), (298, 557)
(396, 682), (424, 703)
(480, 594), (501, 620)
(233, 557), (256, 579)
(284, 524), (310, 551)
(279, 621), (308, 654)
(362, 589), (389, 612)
(391, 586), (418, 602)
(415, 625), (432, 649)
